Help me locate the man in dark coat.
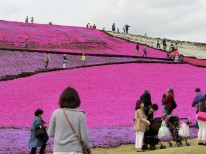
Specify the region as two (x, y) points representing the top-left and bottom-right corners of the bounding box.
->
(140, 89), (152, 108)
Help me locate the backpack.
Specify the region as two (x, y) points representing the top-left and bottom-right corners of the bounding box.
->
(158, 121), (169, 139)
(172, 97), (177, 109)
(178, 122), (190, 137)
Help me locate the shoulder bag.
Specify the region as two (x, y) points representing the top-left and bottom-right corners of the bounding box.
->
(63, 109), (90, 154)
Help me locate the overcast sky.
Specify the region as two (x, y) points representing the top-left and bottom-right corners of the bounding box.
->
(0, 0), (206, 42)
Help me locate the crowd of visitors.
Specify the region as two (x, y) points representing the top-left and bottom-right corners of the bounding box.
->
(111, 23), (130, 34)
(86, 23), (96, 29)
(27, 85), (206, 153)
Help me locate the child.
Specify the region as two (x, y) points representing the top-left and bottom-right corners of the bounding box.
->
(82, 53), (86, 65)
(162, 94), (167, 118)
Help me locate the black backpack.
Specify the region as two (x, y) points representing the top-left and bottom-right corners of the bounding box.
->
(172, 97), (177, 109)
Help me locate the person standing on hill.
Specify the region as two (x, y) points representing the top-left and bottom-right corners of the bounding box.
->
(112, 23), (116, 31)
(44, 52), (50, 68)
(93, 24), (96, 29)
(123, 26), (126, 33)
(25, 16), (29, 23)
(192, 88), (204, 128)
(125, 24), (130, 33)
(163, 38), (167, 50)
(156, 39), (161, 49)
(136, 43), (140, 57)
(63, 54), (67, 68)
(31, 17), (34, 23)
(143, 46), (147, 57)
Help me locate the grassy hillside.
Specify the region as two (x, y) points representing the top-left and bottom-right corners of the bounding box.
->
(107, 31), (206, 59)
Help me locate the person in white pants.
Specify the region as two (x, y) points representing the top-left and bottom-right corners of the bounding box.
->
(197, 94), (206, 145)
(63, 54), (67, 68)
(134, 100), (150, 152)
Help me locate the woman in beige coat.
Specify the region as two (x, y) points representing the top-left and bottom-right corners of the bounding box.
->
(134, 100), (150, 152)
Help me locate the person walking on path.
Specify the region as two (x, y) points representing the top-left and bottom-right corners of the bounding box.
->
(82, 53), (86, 66)
(197, 94), (206, 145)
(136, 43), (140, 57)
(140, 89), (152, 109)
(192, 88), (204, 128)
(163, 38), (167, 50)
(134, 101), (150, 152)
(143, 46), (147, 57)
(24, 39), (28, 49)
(44, 52), (50, 68)
(48, 87), (92, 153)
(62, 54), (67, 68)
(156, 39), (161, 49)
(28, 109), (48, 154)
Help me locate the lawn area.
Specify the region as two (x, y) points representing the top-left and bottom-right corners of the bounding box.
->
(92, 139), (206, 154)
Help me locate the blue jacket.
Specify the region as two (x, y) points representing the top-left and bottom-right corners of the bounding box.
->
(192, 93), (204, 107)
(28, 116), (47, 148)
(192, 93), (204, 113)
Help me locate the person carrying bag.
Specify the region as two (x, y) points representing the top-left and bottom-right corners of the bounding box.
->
(63, 109), (90, 154)
(196, 94), (206, 145)
(48, 87), (92, 154)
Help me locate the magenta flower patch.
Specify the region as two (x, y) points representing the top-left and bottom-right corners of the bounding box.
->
(0, 20), (167, 58)
(0, 63), (205, 128)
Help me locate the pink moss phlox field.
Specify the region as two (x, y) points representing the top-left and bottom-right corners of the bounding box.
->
(0, 20), (167, 58)
(184, 57), (206, 67)
(0, 64), (205, 128)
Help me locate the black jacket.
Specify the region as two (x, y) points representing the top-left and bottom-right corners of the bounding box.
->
(200, 97), (206, 112)
(140, 92), (152, 108)
(144, 107), (154, 122)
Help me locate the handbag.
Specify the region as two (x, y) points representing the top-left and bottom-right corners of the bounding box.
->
(178, 122), (190, 137)
(35, 126), (45, 138)
(197, 112), (206, 121)
(158, 121), (169, 139)
(197, 101), (206, 121)
(63, 109), (90, 154)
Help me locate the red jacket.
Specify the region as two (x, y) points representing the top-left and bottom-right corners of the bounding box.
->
(163, 95), (174, 108)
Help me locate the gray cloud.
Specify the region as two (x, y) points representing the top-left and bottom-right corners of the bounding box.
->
(0, 0), (205, 42)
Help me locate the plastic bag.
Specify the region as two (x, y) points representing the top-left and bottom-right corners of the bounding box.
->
(178, 122), (190, 137)
(158, 121), (169, 139)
